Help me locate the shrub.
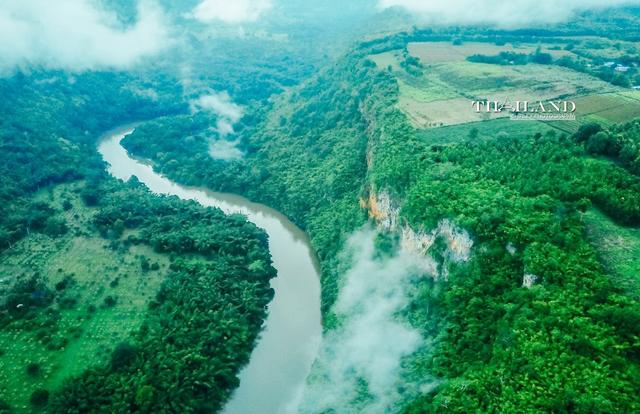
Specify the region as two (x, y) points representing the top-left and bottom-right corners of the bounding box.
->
(103, 296), (117, 307)
(26, 362), (41, 377)
(111, 342), (137, 370)
(30, 389), (49, 407)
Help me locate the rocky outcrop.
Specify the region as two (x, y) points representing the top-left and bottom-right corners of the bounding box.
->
(364, 189), (400, 230)
(361, 187), (473, 279)
(522, 273), (538, 288)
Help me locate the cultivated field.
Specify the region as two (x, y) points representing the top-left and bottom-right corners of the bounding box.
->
(407, 41), (574, 63)
(369, 39), (637, 132)
(0, 183), (170, 410)
(545, 92), (640, 133)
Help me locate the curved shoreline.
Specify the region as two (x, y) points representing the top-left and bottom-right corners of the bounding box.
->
(98, 126), (322, 414)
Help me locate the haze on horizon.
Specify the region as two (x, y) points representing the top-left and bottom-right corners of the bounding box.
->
(2, 0), (638, 74)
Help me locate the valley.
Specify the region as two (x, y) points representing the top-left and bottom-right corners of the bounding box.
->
(119, 29), (640, 413)
(1, 2), (640, 413)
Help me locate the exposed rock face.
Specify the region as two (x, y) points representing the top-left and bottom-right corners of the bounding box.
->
(365, 189), (399, 230)
(522, 273), (538, 288)
(361, 187), (473, 278)
(400, 220), (473, 263)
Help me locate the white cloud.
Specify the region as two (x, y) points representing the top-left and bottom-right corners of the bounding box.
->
(191, 0), (272, 24)
(190, 91), (245, 160)
(299, 227), (433, 413)
(208, 138), (244, 160)
(190, 91), (244, 124)
(0, 0), (170, 74)
(379, 0), (640, 27)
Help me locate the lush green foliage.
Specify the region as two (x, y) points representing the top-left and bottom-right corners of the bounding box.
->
(4, 7), (640, 412)
(119, 29), (640, 411)
(0, 71), (182, 251)
(356, 36), (640, 412)
(467, 49), (553, 65)
(0, 70), (277, 413)
(581, 120), (640, 174)
(49, 180), (275, 414)
(400, 135), (640, 412)
(122, 56), (388, 314)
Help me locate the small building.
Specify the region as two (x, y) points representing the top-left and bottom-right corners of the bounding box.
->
(633, 85), (640, 90)
(603, 61), (616, 67)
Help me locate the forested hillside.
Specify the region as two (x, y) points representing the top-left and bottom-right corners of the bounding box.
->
(0, 71), (277, 413)
(2, 2), (640, 413)
(0, 71), (183, 252)
(122, 29), (640, 412)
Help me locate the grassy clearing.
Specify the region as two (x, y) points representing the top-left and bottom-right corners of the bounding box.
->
(585, 209), (640, 300)
(369, 50), (402, 71)
(396, 73), (458, 103)
(438, 62), (617, 95)
(371, 41), (622, 128)
(543, 119), (583, 134)
(407, 41), (573, 63)
(568, 93), (640, 126)
(618, 90), (640, 102)
(396, 60), (617, 128)
(398, 96), (503, 128)
(574, 93), (627, 114)
(0, 183), (169, 410)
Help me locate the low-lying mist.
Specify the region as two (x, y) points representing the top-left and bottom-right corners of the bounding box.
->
(300, 227), (435, 413)
(191, 0), (273, 23)
(0, 0), (169, 74)
(189, 91), (245, 160)
(379, 0), (640, 27)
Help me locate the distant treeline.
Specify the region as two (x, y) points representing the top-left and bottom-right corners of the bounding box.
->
(467, 49), (553, 65)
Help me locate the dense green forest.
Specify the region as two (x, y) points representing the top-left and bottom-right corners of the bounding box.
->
(122, 56), (380, 314)
(0, 70), (183, 252)
(399, 126), (640, 412)
(3, 2), (640, 413)
(49, 179), (275, 413)
(0, 67), (279, 412)
(0, 3), (337, 410)
(121, 27), (640, 412)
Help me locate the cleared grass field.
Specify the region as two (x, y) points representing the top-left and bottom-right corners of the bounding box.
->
(398, 97), (504, 128)
(618, 90), (640, 102)
(570, 93), (640, 125)
(437, 62), (617, 96)
(541, 92), (640, 132)
(397, 73), (458, 103)
(0, 183), (170, 410)
(397, 61), (619, 128)
(369, 50), (402, 71)
(543, 119), (584, 134)
(585, 209), (640, 301)
(370, 40), (625, 129)
(407, 41), (574, 63)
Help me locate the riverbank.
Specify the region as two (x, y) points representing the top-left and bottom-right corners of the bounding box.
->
(99, 128), (322, 414)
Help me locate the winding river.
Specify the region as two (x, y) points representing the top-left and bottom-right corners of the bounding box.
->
(98, 126), (322, 414)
